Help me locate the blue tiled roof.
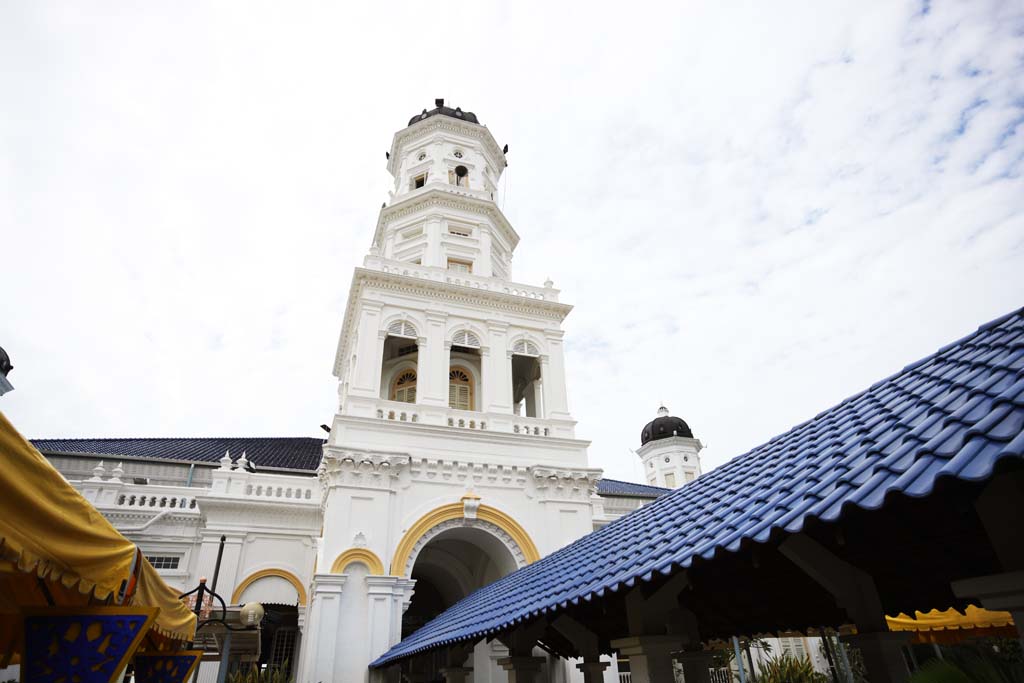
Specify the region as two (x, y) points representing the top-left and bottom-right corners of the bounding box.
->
(373, 307), (1024, 667)
(31, 437), (324, 471)
(596, 478), (670, 497)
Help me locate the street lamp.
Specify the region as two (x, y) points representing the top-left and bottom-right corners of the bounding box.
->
(179, 536), (265, 683)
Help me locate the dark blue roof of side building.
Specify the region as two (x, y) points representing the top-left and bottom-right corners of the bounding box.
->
(31, 437), (324, 471)
(373, 306), (1024, 667)
(596, 478), (670, 497)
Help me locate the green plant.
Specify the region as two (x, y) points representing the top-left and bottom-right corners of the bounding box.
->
(909, 646), (1024, 683)
(226, 662), (292, 683)
(752, 653), (829, 683)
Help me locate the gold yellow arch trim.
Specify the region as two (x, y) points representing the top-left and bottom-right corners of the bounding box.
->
(390, 501), (541, 576)
(331, 548), (386, 575)
(231, 568), (307, 606)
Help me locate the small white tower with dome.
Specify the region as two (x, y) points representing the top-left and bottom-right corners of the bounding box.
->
(637, 406), (703, 488)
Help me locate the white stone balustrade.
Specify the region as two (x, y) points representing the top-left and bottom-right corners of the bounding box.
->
(365, 255), (559, 302)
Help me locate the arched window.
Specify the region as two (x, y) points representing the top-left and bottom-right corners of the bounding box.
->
(387, 320), (418, 338)
(451, 330), (481, 349)
(511, 339), (539, 356)
(448, 368), (473, 411)
(452, 165), (468, 187)
(391, 370), (417, 403)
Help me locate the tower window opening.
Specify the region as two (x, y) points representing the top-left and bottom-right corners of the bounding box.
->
(412, 173), (427, 190)
(391, 370), (417, 404)
(664, 472), (676, 488)
(447, 258), (472, 274)
(448, 226), (472, 238)
(511, 352), (542, 418)
(448, 367), (473, 411)
(452, 165), (468, 187)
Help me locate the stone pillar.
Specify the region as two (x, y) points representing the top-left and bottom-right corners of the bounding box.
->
(350, 301), (386, 398)
(610, 636), (680, 683)
(497, 656), (546, 683)
(676, 649), (714, 683)
(425, 214), (444, 268)
(575, 659), (610, 683)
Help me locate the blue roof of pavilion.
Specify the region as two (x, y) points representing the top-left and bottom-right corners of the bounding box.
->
(373, 307), (1024, 667)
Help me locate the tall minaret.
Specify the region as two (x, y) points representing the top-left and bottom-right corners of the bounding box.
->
(305, 100), (595, 683)
(637, 406), (702, 488)
(329, 99), (580, 439)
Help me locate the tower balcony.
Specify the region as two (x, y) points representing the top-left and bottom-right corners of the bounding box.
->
(364, 255), (558, 302)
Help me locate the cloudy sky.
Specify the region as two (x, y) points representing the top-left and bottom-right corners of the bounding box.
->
(2, 1), (1022, 481)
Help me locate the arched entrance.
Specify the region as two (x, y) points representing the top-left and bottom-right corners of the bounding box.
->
(402, 523), (521, 638)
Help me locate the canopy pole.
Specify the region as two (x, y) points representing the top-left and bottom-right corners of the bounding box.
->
(732, 637), (747, 683)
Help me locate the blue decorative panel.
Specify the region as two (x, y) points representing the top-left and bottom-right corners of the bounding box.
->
(24, 608), (157, 683)
(134, 650), (203, 683)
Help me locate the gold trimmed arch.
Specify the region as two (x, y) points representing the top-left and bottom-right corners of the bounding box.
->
(390, 500), (540, 576)
(231, 568), (307, 606)
(331, 548), (386, 575)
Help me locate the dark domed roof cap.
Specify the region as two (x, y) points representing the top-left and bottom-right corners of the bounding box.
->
(641, 406), (693, 445)
(408, 98), (480, 127)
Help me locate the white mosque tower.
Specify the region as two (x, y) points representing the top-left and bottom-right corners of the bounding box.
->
(298, 100), (601, 682)
(637, 406), (703, 488)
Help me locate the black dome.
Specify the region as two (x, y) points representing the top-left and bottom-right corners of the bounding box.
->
(640, 406), (693, 445)
(408, 99), (480, 127)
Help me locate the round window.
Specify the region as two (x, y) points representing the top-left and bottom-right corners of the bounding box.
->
(454, 150), (463, 159)
(664, 456), (671, 463)
(418, 152), (426, 161)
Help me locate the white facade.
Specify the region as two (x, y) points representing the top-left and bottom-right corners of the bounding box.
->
(42, 103), (664, 683)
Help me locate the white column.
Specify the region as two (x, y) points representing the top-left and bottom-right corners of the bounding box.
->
(296, 574), (347, 683)
(609, 636), (679, 683)
(476, 226), (493, 277)
(479, 346), (491, 415)
(350, 301), (386, 398)
(425, 214), (444, 267)
(485, 321), (511, 413)
(420, 311), (448, 407)
(542, 330), (571, 420)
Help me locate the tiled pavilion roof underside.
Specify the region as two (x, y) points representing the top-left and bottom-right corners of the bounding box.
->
(373, 307), (1024, 667)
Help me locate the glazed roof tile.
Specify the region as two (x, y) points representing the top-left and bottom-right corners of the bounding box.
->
(373, 307), (1024, 667)
(31, 437), (324, 471)
(595, 478), (670, 497)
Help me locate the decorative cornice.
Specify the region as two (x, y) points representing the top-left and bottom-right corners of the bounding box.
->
(530, 467), (603, 501)
(373, 188), (519, 252)
(319, 448), (411, 492)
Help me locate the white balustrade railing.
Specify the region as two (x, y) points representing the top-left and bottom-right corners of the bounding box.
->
(367, 256), (558, 302)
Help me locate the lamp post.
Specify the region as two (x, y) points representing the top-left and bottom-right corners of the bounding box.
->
(179, 536), (264, 683)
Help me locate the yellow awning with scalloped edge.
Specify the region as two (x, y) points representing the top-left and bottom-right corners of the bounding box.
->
(0, 410), (196, 647)
(887, 605), (1014, 638)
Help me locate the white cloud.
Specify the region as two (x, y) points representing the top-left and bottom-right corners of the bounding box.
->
(1, 0), (1022, 482)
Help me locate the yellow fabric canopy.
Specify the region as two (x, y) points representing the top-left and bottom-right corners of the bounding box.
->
(0, 410), (195, 644)
(887, 605), (1015, 643)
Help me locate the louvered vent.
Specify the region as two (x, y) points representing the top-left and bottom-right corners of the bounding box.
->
(387, 320), (418, 338)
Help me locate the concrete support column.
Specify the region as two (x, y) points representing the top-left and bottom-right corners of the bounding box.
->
(425, 215), (444, 268)
(497, 656), (546, 683)
(438, 666), (473, 683)
(676, 649), (714, 683)
(350, 301), (386, 398)
(610, 636), (679, 683)
(841, 633), (912, 683)
(575, 660), (610, 683)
